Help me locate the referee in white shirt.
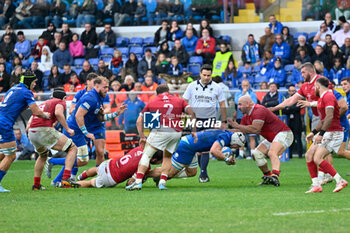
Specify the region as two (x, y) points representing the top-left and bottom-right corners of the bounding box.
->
(183, 64), (227, 183)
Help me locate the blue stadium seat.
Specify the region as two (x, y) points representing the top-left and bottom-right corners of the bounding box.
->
(75, 68), (83, 75)
(129, 37), (143, 46)
(286, 74), (293, 85)
(144, 46), (157, 54)
(219, 35), (231, 44)
(254, 74), (268, 84)
(129, 46), (143, 58)
(116, 37), (129, 47)
(102, 56), (112, 64)
(308, 32), (317, 39)
(189, 56), (203, 65)
(88, 58), (99, 66)
(143, 37), (154, 46)
(284, 64), (294, 73)
(100, 47), (114, 56)
(31, 40), (38, 49)
(73, 58), (85, 67)
(122, 57), (128, 67)
(43, 70), (50, 77)
(119, 47), (129, 59)
(293, 32), (308, 41)
(188, 64), (201, 76)
(312, 42), (318, 49)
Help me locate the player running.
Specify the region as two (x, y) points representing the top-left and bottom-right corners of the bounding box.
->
(28, 88), (79, 189)
(228, 95), (294, 186)
(154, 130), (245, 189)
(77, 147), (163, 188)
(126, 84), (197, 191)
(0, 70), (50, 192)
(305, 77), (348, 193)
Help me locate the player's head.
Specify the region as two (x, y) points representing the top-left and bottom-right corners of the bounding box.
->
(300, 62), (316, 82)
(230, 132), (246, 148)
(52, 87), (67, 100)
(238, 95), (254, 114)
(94, 76), (109, 98)
(20, 69), (37, 90)
(150, 150), (163, 164)
(341, 77), (350, 94)
(200, 64), (212, 85)
(315, 76), (330, 97)
(86, 72), (98, 89)
(156, 84), (169, 95)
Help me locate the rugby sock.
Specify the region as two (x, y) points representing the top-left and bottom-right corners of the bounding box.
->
(49, 158), (66, 165)
(333, 173), (342, 183)
(135, 172), (144, 184)
(307, 161), (318, 179)
(62, 169), (71, 180)
(319, 160), (337, 177)
(263, 170), (272, 176)
(159, 174), (168, 185)
(80, 171), (88, 180)
(0, 169), (6, 183)
(199, 152), (209, 177)
(53, 167), (65, 183)
(34, 177), (41, 187)
(239, 150), (244, 158)
(312, 178), (320, 187)
(71, 167), (78, 180)
(272, 170), (280, 177)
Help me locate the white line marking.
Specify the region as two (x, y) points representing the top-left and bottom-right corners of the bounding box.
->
(273, 208), (350, 216)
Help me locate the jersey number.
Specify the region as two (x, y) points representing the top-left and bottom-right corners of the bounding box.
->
(120, 154), (132, 165)
(0, 91), (13, 107)
(164, 104), (174, 116)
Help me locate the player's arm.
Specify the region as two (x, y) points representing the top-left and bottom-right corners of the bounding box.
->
(270, 94), (302, 112)
(219, 100), (227, 128)
(26, 116), (33, 132)
(103, 102), (111, 114)
(76, 106), (95, 141)
(103, 103), (127, 121)
(228, 118), (264, 134)
(338, 98), (348, 116)
(29, 103), (50, 119)
(185, 106), (197, 142)
(55, 104), (74, 136)
(68, 103), (76, 115)
(136, 113), (146, 148)
(210, 141), (235, 165)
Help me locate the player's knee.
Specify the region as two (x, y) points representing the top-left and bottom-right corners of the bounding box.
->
(139, 144), (157, 167)
(77, 145), (89, 163)
(186, 168), (197, 177)
(63, 139), (75, 153)
(37, 147), (50, 158)
(1, 147), (17, 156)
(253, 149), (267, 167)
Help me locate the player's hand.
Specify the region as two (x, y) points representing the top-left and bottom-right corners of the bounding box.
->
(86, 133), (95, 141)
(44, 112), (51, 119)
(297, 100), (311, 108)
(306, 133), (314, 144)
(221, 122), (228, 129)
(268, 107), (276, 112)
(117, 103), (127, 115)
(227, 118), (238, 128)
(139, 136), (147, 149)
(192, 131), (198, 143)
(226, 156), (236, 165)
(67, 128), (75, 136)
(314, 135), (323, 144)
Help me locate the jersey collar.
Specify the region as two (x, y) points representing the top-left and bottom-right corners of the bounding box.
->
(310, 74), (318, 84)
(248, 104), (255, 115)
(197, 80), (212, 91)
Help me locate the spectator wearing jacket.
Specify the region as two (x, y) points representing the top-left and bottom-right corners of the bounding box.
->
(261, 82), (283, 115)
(96, 0), (120, 26)
(79, 61), (95, 84)
(81, 23), (98, 49)
(213, 42), (234, 76)
(314, 60), (330, 79)
(221, 60), (240, 89)
(340, 37), (350, 61)
(0, 63), (10, 93)
(96, 59), (113, 80)
(53, 42), (73, 69)
(291, 58), (303, 86)
(45, 0), (66, 28)
(169, 0), (184, 22)
(76, 0), (97, 28)
(141, 75), (158, 101)
(60, 23), (73, 46)
(170, 39), (189, 66)
(134, 1), (147, 26)
(154, 20), (170, 46)
(181, 29), (198, 56)
(48, 65), (61, 90)
(329, 57), (345, 84)
(267, 58), (286, 86)
(292, 35), (315, 60)
(114, 0), (137, 26)
(312, 45), (330, 70)
(24, 0), (49, 29)
(167, 56), (183, 77)
(168, 20), (183, 48)
(155, 0), (171, 25)
(260, 27), (275, 52)
(0, 0), (16, 29)
(31, 36), (48, 60)
(195, 28), (216, 64)
(9, 0), (33, 29)
(295, 46), (312, 64)
(272, 34), (291, 65)
(41, 23), (57, 43)
(0, 34), (14, 61)
(241, 34), (263, 66)
(96, 23), (116, 49)
(268, 14), (283, 34)
(137, 48), (156, 79)
(14, 31), (31, 59)
(59, 64), (76, 85)
(118, 92), (145, 133)
(69, 33), (85, 58)
(155, 53), (169, 75)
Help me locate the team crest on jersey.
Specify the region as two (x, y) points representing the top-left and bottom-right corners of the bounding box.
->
(162, 95), (169, 102)
(144, 110), (161, 129)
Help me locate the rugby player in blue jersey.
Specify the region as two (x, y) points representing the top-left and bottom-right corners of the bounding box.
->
(0, 70), (50, 192)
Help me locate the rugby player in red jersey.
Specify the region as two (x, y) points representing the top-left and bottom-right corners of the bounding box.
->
(77, 147), (163, 188)
(126, 84), (197, 191)
(304, 77), (348, 193)
(27, 88), (79, 189)
(228, 95), (294, 186)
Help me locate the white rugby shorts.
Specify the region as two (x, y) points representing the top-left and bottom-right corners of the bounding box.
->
(317, 131), (343, 154)
(147, 128), (182, 154)
(95, 160), (117, 188)
(28, 127), (62, 150)
(261, 130), (294, 150)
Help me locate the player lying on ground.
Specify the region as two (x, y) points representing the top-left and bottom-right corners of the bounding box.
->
(27, 88), (80, 190)
(228, 95), (294, 186)
(143, 130), (246, 190)
(48, 76), (127, 186)
(0, 70), (50, 192)
(77, 147), (163, 188)
(304, 77), (348, 193)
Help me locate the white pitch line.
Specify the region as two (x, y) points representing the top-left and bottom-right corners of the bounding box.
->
(273, 208), (350, 216)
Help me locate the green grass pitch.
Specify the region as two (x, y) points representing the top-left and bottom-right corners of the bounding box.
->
(1, 158), (350, 233)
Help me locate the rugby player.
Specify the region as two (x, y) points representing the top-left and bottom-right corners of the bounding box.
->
(126, 84), (197, 191)
(28, 88), (79, 189)
(305, 77), (348, 193)
(0, 70), (50, 192)
(77, 147), (163, 188)
(340, 77), (350, 176)
(228, 95), (294, 186)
